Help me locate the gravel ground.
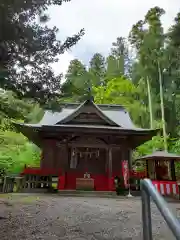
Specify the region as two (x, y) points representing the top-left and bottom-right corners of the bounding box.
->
(0, 194), (179, 240)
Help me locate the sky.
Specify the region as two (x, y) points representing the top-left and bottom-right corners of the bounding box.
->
(47, 0), (180, 76)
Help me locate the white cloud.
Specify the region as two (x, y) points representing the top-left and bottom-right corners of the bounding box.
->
(48, 0), (180, 75)
(51, 51), (74, 80)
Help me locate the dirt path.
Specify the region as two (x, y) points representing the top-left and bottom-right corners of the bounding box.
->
(0, 194), (178, 240)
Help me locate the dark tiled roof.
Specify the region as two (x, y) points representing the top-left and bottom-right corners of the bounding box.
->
(14, 100), (158, 133)
(31, 100), (141, 130)
(13, 100), (160, 148)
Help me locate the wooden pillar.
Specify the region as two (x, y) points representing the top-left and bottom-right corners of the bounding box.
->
(146, 160), (149, 178)
(121, 148), (125, 177)
(128, 148), (133, 185)
(41, 139), (54, 169)
(108, 147), (112, 191)
(64, 143), (69, 171)
(128, 149), (132, 172)
(170, 160), (176, 181)
(57, 144), (68, 190)
(155, 160), (158, 180)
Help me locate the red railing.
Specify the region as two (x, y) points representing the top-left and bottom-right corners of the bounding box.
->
(21, 167), (61, 176)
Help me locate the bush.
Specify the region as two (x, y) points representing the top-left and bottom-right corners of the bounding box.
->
(0, 130), (40, 174)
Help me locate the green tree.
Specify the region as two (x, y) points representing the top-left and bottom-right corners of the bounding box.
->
(0, 0), (84, 105)
(61, 59), (90, 101)
(94, 77), (148, 127)
(111, 37), (131, 76)
(89, 53), (106, 86)
(129, 7), (180, 141)
(163, 12), (180, 137)
(106, 55), (119, 79)
(129, 7), (167, 141)
(134, 136), (165, 158)
(0, 130), (40, 174)
(0, 90), (38, 130)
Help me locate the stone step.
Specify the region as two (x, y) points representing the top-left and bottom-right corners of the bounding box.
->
(57, 190), (141, 198)
(58, 190), (116, 197)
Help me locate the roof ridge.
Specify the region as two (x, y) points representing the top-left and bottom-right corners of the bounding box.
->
(57, 100), (119, 126)
(44, 102), (126, 111)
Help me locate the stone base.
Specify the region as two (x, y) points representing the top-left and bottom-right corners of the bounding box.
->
(58, 190), (117, 198)
(21, 188), (49, 193)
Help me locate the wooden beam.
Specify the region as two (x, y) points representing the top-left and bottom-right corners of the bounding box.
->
(68, 143), (107, 149)
(128, 149), (133, 172)
(170, 160), (176, 181)
(146, 160), (149, 178)
(66, 143), (122, 149)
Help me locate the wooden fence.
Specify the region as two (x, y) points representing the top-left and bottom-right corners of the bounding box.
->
(0, 176), (16, 193)
(0, 175), (59, 193)
(22, 175), (58, 192)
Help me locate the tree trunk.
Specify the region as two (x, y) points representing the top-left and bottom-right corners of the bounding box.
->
(146, 76), (154, 129)
(158, 61), (168, 151)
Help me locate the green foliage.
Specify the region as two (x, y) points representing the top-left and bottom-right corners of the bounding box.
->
(94, 77), (148, 127)
(111, 37), (131, 77)
(2, 5), (180, 177)
(0, 0), (84, 105)
(89, 53), (106, 86)
(0, 131), (40, 174)
(129, 7), (180, 137)
(133, 136), (164, 159)
(61, 59), (90, 101)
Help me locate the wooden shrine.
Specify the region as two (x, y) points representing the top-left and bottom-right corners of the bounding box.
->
(137, 150), (180, 196)
(15, 98), (158, 191)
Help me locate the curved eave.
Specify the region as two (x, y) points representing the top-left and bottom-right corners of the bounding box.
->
(13, 122), (160, 149)
(41, 124), (159, 136)
(13, 123), (42, 147)
(136, 154), (180, 161)
(130, 130), (160, 148)
(136, 156), (180, 161)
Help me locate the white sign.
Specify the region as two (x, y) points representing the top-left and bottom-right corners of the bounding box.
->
(52, 177), (58, 182)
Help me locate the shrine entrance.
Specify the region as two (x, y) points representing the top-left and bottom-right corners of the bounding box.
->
(69, 147), (107, 174)
(65, 146), (108, 190)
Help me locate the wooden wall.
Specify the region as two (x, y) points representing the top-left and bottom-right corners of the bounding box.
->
(40, 139), (128, 176)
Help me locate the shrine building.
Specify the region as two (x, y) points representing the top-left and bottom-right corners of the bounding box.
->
(15, 98), (158, 191)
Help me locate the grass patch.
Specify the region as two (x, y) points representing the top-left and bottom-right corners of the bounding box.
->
(18, 196), (40, 203)
(0, 194), (40, 204)
(0, 193), (13, 199)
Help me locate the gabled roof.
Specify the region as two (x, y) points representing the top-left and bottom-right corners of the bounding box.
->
(13, 99), (160, 149)
(13, 99), (161, 149)
(38, 99), (138, 129)
(56, 100), (118, 126)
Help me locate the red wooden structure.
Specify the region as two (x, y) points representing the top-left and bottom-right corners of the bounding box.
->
(16, 98), (158, 191)
(137, 151), (180, 196)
